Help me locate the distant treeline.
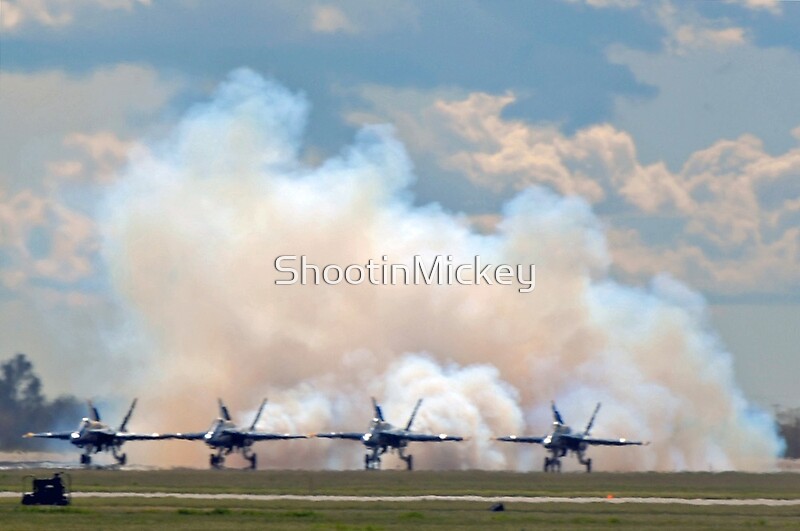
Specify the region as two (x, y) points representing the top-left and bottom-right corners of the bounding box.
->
(777, 409), (800, 459)
(0, 353), (83, 450)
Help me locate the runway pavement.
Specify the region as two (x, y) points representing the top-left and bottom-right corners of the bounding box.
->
(2, 491), (799, 506)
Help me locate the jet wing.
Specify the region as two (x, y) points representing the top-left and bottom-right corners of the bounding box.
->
(114, 432), (173, 440)
(169, 432), (207, 440)
(563, 434), (644, 446)
(315, 432), (366, 441)
(401, 433), (463, 442)
(23, 431), (73, 440)
(496, 435), (546, 444)
(225, 430), (307, 441)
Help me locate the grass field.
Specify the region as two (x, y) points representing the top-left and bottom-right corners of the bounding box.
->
(1, 469), (798, 529)
(2, 468), (799, 498)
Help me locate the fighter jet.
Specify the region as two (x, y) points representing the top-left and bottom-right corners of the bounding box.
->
(23, 398), (168, 466)
(172, 398), (306, 469)
(316, 398), (463, 470)
(497, 401), (645, 472)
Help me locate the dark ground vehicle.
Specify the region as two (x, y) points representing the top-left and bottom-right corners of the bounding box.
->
(21, 472), (71, 505)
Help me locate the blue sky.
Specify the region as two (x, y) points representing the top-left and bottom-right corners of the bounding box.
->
(1, 0), (798, 413)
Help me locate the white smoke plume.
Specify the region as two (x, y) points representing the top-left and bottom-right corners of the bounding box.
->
(100, 69), (782, 471)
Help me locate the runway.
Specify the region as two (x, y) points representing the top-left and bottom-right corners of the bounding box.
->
(2, 491), (799, 506)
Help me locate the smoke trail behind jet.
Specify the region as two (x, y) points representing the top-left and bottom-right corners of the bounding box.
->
(100, 69), (781, 471)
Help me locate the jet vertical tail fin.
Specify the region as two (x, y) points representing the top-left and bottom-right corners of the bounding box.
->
(405, 399), (423, 431)
(584, 403), (601, 435)
(249, 399), (267, 431)
(218, 399), (232, 421)
(88, 400), (101, 422)
(119, 398), (137, 432)
(551, 401), (565, 425)
(371, 397), (385, 421)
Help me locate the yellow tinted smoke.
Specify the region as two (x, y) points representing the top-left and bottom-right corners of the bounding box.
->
(103, 69), (781, 471)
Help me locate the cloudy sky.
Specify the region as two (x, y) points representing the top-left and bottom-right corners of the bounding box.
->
(1, 0), (798, 420)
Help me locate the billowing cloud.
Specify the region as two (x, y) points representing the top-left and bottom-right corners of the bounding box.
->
(311, 5), (356, 34)
(0, 64), (180, 402)
(725, 0), (782, 15)
(0, 64), (181, 191)
(0, 190), (97, 291)
(359, 88), (800, 298)
(668, 25), (746, 54)
(100, 69), (780, 471)
(278, 0), (419, 39)
(1, 0), (151, 31)
(49, 132), (140, 184)
(608, 5), (800, 167)
(564, 0), (640, 9)
(653, 2), (747, 55)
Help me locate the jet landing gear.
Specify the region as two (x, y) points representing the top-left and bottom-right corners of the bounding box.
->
(543, 456), (561, 472)
(543, 454), (593, 472)
(243, 448), (257, 470)
(79, 449), (126, 467)
(365, 452), (381, 470)
(398, 449), (414, 471)
(364, 448), (413, 470)
(210, 449), (257, 470)
(112, 447), (127, 466)
(210, 450), (225, 469)
(365, 448), (385, 470)
(577, 454), (592, 473)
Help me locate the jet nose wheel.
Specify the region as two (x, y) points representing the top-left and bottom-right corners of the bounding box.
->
(364, 454), (381, 470)
(544, 457), (561, 472)
(247, 453), (257, 470)
(210, 454), (224, 469)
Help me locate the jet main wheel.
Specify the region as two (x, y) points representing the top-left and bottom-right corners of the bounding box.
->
(399, 453), (413, 471)
(210, 454), (223, 469)
(544, 457), (561, 473)
(585, 458), (592, 473)
(116, 453), (127, 466)
(80, 454), (91, 466)
(364, 454), (381, 470)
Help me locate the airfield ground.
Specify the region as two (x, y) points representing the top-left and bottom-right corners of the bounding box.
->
(0, 469), (798, 529)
